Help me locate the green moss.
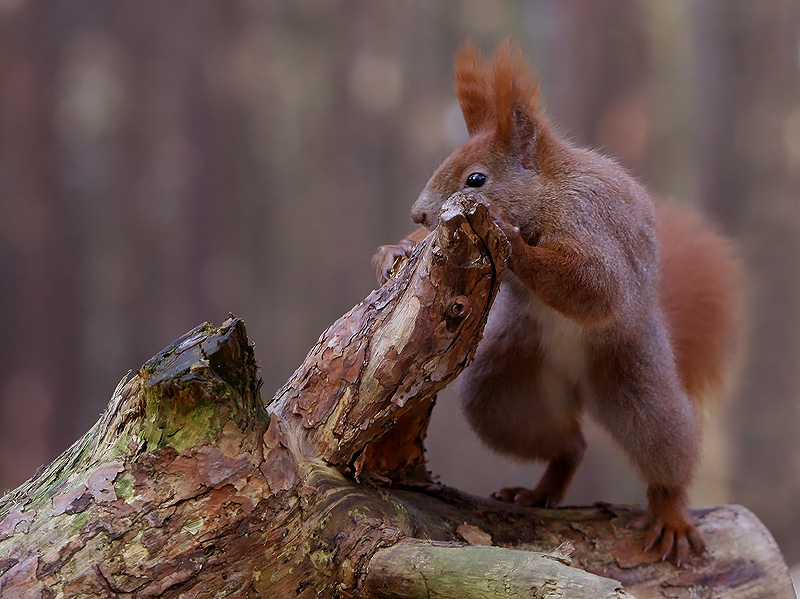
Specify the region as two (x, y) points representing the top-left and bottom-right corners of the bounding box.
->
(140, 379), (235, 453)
(0, 318), (267, 521)
(135, 318), (266, 454)
(68, 509), (92, 532)
(114, 471), (135, 501)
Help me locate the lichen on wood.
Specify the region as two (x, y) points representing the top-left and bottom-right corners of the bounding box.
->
(363, 539), (638, 599)
(0, 318), (274, 596)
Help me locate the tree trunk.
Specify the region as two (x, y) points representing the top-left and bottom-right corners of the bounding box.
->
(0, 195), (793, 598)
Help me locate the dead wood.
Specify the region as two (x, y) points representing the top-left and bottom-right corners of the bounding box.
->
(0, 194), (793, 598)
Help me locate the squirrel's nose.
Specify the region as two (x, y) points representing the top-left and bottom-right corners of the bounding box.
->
(410, 205), (427, 226)
(410, 193), (432, 227)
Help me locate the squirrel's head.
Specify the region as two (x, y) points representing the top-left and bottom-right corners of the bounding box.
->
(412, 40), (557, 230)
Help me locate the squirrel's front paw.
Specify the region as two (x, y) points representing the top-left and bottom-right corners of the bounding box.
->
(482, 203), (527, 259)
(372, 240), (416, 284)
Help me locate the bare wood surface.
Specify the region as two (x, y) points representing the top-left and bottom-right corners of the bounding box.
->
(364, 539), (636, 599)
(0, 194), (794, 598)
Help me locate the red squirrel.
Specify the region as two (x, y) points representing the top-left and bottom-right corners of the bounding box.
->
(374, 41), (740, 565)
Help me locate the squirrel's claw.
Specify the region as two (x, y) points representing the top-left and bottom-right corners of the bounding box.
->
(373, 239), (416, 284)
(628, 510), (707, 567)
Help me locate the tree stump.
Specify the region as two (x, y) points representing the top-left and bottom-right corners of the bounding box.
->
(0, 195), (794, 598)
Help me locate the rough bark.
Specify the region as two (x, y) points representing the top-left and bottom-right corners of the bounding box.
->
(0, 194), (794, 598)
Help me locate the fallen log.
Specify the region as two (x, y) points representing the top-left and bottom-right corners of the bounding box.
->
(0, 194), (793, 598)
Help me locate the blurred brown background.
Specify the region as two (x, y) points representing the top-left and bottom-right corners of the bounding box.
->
(1, 0), (798, 569)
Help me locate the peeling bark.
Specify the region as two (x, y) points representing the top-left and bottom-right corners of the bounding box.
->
(267, 194), (509, 472)
(0, 194), (794, 598)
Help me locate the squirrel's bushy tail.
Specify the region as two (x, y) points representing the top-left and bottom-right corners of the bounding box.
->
(656, 202), (742, 409)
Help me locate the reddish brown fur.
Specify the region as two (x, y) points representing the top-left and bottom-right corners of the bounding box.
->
(374, 41), (740, 565)
(455, 42), (537, 134)
(454, 42), (493, 136)
(656, 202), (742, 405)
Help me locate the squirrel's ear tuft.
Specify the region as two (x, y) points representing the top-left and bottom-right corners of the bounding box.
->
(455, 41), (492, 136)
(454, 39), (543, 146)
(489, 39), (542, 148)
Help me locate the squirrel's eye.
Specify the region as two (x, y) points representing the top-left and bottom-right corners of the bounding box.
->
(466, 172), (487, 188)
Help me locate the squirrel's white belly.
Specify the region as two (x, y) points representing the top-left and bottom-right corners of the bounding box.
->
(505, 272), (589, 394)
(527, 293), (587, 385)
(459, 273), (590, 439)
